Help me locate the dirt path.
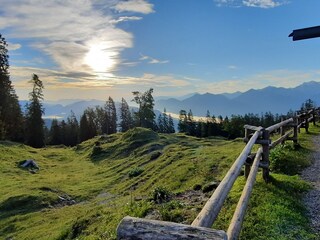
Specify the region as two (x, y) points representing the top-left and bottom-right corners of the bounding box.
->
(301, 134), (320, 235)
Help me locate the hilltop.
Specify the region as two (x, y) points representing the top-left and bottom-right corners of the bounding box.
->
(0, 127), (317, 239)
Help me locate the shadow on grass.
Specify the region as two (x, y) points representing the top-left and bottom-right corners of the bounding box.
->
(0, 195), (50, 220)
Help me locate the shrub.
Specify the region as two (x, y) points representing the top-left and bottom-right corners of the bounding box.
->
(128, 167), (144, 178)
(151, 186), (172, 204)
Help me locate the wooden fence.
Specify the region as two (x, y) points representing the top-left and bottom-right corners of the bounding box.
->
(117, 108), (318, 240)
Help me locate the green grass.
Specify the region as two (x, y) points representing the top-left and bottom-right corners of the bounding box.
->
(0, 126), (318, 239)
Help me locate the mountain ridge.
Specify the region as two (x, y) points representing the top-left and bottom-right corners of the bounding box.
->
(156, 81), (320, 116)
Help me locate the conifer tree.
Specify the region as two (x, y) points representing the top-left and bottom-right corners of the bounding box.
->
(0, 34), (23, 141)
(132, 88), (156, 130)
(66, 111), (79, 146)
(157, 114), (164, 133)
(119, 97), (133, 132)
(25, 74), (45, 148)
(79, 113), (90, 142)
(105, 96), (117, 134)
(49, 119), (61, 145)
(178, 110), (187, 133)
(168, 114), (175, 133)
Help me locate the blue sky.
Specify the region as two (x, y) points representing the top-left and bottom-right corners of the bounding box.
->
(1, 0), (320, 101)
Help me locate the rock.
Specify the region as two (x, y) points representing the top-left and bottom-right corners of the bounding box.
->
(20, 159), (40, 171)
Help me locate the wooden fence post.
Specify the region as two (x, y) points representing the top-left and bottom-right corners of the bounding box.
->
(293, 117), (298, 145)
(261, 130), (270, 183)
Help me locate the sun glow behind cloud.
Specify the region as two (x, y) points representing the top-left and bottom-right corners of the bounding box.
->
(84, 44), (117, 74)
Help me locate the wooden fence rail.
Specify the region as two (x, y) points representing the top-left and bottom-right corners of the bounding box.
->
(117, 108), (318, 240)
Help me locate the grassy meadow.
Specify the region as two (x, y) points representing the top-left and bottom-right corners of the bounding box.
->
(0, 126), (319, 239)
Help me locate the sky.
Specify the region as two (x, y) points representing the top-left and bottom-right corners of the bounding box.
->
(1, 0), (320, 101)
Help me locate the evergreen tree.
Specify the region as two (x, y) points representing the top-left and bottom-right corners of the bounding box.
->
(119, 97), (133, 132)
(25, 74), (45, 148)
(168, 114), (175, 133)
(79, 113), (90, 142)
(60, 120), (67, 145)
(162, 108), (169, 133)
(0, 34), (23, 141)
(105, 96), (117, 134)
(132, 88), (156, 129)
(49, 119), (61, 145)
(66, 111), (79, 146)
(301, 99), (315, 111)
(157, 114), (164, 133)
(186, 109), (196, 136)
(178, 110), (187, 133)
(95, 105), (106, 134)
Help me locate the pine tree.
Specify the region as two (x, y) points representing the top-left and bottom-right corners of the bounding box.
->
(187, 109), (196, 136)
(79, 113), (90, 142)
(66, 111), (79, 146)
(105, 96), (117, 134)
(0, 34), (23, 141)
(157, 114), (164, 133)
(25, 74), (45, 148)
(49, 119), (61, 145)
(119, 98), (133, 132)
(132, 88), (156, 130)
(168, 114), (175, 133)
(178, 110), (187, 133)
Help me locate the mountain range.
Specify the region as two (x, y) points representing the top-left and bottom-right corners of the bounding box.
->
(155, 81), (320, 116)
(19, 81), (320, 122)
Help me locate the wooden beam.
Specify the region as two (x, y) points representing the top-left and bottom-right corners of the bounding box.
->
(191, 130), (261, 228)
(266, 118), (293, 134)
(117, 216), (227, 240)
(289, 26), (320, 41)
(270, 130), (293, 149)
(227, 148), (262, 240)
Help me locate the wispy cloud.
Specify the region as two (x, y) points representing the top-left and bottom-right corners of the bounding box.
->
(110, 16), (143, 24)
(198, 69), (320, 94)
(214, 0), (288, 8)
(7, 42), (21, 51)
(139, 54), (169, 64)
(0, 0), (154, 78)
(113, 0), (154, 14)
(228, 65), (238, 70)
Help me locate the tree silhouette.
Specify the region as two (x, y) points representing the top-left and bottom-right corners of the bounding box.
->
(25, 74), (45, 148)
(0, 34), (23, 141)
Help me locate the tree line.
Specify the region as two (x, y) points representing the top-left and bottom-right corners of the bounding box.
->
(1, 33), (316, 147)
(0, 33), (177, 148)
(177, 100), (316, 139)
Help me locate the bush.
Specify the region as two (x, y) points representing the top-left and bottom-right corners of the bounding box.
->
(128, 167), (144, 178)
(151, 186), (172, 204)
(91, 145), (102, 156)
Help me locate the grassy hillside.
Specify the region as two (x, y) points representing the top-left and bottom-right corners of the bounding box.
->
(0, 126), (318, 239)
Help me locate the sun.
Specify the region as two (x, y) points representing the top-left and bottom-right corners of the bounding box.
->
(84, 44), (116, 73)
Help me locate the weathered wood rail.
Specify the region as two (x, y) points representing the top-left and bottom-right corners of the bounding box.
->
(117, 108), (319, 240)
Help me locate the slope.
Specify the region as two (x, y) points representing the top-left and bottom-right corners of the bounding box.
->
(0, 127), (317, 239)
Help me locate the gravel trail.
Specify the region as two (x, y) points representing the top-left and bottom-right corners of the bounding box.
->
(301, 134), (320, 235)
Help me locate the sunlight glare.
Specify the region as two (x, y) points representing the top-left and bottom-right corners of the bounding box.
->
(84, 44), (116, 74)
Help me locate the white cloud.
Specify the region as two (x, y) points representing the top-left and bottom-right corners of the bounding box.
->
(113, 0), (154, 14)
(7, 42), (21, 51)
(0, 0), (152, 78)
(214, 0), (288, 8)
(139, 54), (169, 64)
(228, 65), (238, 70)
(242, 0), (283, 8)
(110, 16), (143, 24)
